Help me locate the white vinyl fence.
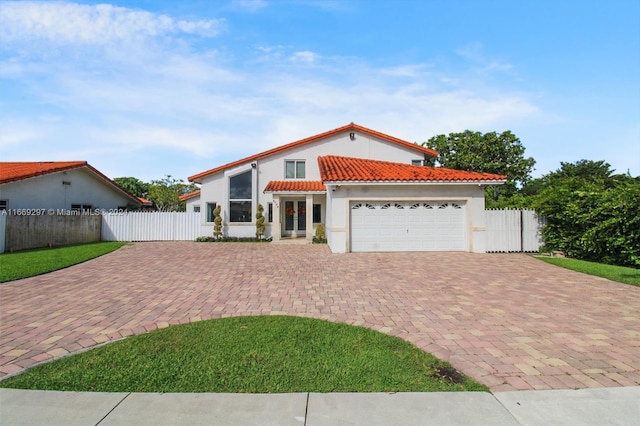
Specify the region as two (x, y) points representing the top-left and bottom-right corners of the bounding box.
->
(102, 212), (210, 242)
(485, 209), (545, 253)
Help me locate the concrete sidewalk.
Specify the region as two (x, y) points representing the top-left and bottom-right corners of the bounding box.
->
(1, 387), (638, 425)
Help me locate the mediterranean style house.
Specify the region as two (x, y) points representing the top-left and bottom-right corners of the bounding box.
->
(184, 123), (506, 253)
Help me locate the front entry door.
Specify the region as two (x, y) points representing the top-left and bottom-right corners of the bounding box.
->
(283, 200), (306, 237)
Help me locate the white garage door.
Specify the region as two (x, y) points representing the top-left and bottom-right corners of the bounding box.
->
(350, 201), (466, 252)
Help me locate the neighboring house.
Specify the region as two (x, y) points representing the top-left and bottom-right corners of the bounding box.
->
(187, 123), (506, 253)
(179, 190), (201, 213)
(0, 161), (146, 212)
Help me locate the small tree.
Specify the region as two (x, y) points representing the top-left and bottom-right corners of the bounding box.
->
(213, 205), (223, 240)
(255, 203), (265, 239)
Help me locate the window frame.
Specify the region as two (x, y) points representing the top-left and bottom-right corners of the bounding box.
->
(71, 204), (92, 212)
(229, 170), (252, 223)
(313, 204), (321, 223)
(285, 160), (306, 179)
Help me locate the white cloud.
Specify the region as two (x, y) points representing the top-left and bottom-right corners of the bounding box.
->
(290, 50), (320, 64)
(0, 3), (546, 180)
(231, 0), (269, 12)
(0, 1), (224, 46)
(381, 64), (431, 78)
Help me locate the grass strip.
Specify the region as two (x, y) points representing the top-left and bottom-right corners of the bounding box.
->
(0, 242), (127, 283)
(0, 316), (488, 393)
(536, 256), (639, 287)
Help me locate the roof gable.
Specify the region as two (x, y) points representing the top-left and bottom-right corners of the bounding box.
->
(0, 161), (142, 205)
(188, 123), (438, 183)
(318, 156), (507, 183)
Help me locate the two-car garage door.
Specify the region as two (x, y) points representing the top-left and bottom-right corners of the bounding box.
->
(350, 201), (466, 252)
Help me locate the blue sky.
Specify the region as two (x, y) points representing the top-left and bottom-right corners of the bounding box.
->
(1, 0), (638, 183)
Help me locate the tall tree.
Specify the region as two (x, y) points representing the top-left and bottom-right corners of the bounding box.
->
(423, 130), (535, 202)
(148, 175), (199, 212)
(113, 177), (149, 198)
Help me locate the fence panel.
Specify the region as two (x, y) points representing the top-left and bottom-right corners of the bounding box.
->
(3, 214), (101, 252)
(522, 209), (546, 252)
(485, 209), (544, 253)
(0, 214), (6, 253)
(102, 212), (205, 241)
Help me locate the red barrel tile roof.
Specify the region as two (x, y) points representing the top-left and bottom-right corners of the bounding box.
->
(0, 161), (88, 184)
(178, 190), (201, 201)
(318, 156), (507, 183)
(264, 180), (326, 193)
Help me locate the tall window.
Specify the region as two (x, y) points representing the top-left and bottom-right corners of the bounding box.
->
(0, 200), (7, 211)
(229, 171), (252, 222)
(285, 160), (305, 179)
(206, 202), (217, 222)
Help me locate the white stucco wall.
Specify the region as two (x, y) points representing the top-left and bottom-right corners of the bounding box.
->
(0, 168), (136, 211)
(195, 129), (428, 236)
(325, 183), (488, 253)
(184, 197), (200, 213)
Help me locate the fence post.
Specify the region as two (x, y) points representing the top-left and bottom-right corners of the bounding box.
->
(520, 209), (524, 253)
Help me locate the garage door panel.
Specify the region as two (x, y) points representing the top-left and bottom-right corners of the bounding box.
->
(351, 200), (466, 252)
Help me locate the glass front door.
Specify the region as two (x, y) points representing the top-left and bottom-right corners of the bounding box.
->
(283, 200), (306, 236)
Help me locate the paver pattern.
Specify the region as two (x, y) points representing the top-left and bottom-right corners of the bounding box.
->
(1, 242), (639, 391)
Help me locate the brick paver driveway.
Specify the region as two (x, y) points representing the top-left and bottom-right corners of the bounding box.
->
(1, 242), (639, 391)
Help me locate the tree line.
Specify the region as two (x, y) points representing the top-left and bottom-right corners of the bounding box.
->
(424, 131), (639, 268)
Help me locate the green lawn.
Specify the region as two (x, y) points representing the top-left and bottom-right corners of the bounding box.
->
(536, 256), (640, 287)
(0, 316), (488, 393)
(0, 242), (127, 283)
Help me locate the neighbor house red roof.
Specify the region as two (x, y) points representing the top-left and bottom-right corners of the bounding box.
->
(178, 190), (201, 201)
(263, 181), (326, 193)
(0, 161), (89, 184)
(0, 161), (143, 204)
(188, 123), (438, 183)
(318, 156), (507, 183)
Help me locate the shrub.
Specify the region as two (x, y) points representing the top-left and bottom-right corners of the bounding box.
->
(313, 224), (327, 244)
(536, 175), (640, 267)
(255, 203), (266, 239)
(213, 205), (223, 239)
